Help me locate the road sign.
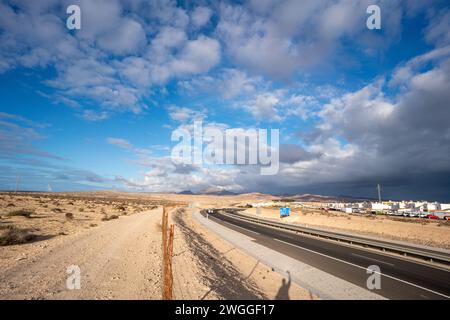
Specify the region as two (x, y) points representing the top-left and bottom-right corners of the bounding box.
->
(280, 207), (290, 217)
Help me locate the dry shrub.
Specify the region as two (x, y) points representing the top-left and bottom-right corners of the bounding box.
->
(437, 220), (450, 227)
(65, 212), (74, 220)
(7, 210), (33, 218)
(101, 214), (119, 221)
(52, 208), (63, 213)
(0, 226), (36, 246)
(78, 208), (84, 212)
(6, 203), (15, 207)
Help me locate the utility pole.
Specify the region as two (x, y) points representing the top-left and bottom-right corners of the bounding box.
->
(377, 183), (382, 203)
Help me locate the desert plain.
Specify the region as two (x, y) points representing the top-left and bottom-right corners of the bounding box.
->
(0, 191), (448, 300)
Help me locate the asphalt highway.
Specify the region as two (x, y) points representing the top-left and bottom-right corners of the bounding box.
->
(202, 210), (450, 300)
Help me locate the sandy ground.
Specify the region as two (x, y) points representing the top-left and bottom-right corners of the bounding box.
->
(0, 193), (314, 300)
(239, 207), (450, 249)
(0, 208), (163, 299)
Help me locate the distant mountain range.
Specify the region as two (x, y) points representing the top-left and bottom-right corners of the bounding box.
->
(177, 188), (237, 196)
(177, 190), (195, 195)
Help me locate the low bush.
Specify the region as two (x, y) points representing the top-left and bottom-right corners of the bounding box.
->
(65, 212), (74, 220)
(101, 214), (119, 221)
(437, 220), (450, 227)
(7, 210), (33, 218)
(0, 226), (36, 246)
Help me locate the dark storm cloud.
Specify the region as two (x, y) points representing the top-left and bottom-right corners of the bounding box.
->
(261, 47), (450, 200)
(279, 144), (320, 164)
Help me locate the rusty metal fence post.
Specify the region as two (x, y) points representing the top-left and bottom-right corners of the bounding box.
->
(161, 206), (174, 300)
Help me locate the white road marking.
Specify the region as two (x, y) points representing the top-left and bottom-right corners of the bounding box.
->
(351, 253), (395, 267)
(273, 238), (450, 299)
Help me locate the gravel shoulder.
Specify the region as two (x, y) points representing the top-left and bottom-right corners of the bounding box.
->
(173, 207), (316, 300)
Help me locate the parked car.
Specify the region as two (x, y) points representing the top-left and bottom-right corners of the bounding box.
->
(418, 212), (428, 218)
(432, 212), (450, 220)
(408, 212), (420, 218)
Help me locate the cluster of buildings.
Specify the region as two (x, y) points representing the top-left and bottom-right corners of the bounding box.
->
(328, 201), (450, 218)
(251, 200), (450, 219)
(328, 200), (450, 212)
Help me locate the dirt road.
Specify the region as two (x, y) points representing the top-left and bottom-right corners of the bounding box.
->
(0, 208), (163, 299)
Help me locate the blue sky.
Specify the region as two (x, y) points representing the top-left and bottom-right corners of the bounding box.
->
(1, 0), (450, 201)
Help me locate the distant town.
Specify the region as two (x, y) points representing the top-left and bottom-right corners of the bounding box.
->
(252, 199), (450, 220)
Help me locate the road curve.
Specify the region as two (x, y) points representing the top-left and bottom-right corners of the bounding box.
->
(203, 210), (450, 300)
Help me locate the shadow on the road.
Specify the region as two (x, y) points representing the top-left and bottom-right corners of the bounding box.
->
(275, 271), (291, 300)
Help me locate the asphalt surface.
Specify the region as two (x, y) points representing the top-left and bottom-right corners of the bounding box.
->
(202, 210), (450, 300)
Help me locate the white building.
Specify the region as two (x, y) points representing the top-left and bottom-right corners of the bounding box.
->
(329, 203), (346, 210)
(398, 207), (420, 214)
(371, 202), (399, 211)
(371, 203), (390, 211)
(399, 201), (415, 209)
(414, 202), (428, 210)
(427, 202), (441, 211)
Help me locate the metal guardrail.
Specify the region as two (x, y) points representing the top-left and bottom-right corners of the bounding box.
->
(208, 209), (450, 266)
